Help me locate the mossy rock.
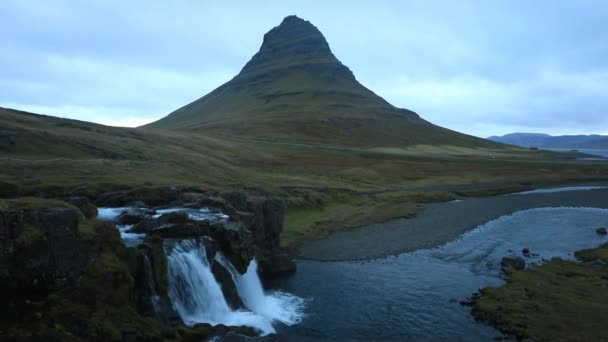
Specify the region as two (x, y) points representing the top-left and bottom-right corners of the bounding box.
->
(142, 235), (169, 296)
(473, 244), (608, 341)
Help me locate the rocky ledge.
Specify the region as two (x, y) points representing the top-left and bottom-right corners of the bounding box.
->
(0, 186), (296, 341)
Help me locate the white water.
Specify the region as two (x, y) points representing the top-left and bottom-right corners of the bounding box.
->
(165, 239), (305, 335)
(153, 208), (229, 221)
(217, 254), (305, 326)
(116, 224), (146, 247)
(97, 207), (141, 220)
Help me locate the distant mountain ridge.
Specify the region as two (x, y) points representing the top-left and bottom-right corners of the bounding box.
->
(146, 15), (500, 149)
(488, 133), (608, 149)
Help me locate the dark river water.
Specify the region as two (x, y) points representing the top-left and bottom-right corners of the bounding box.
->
(272, 207), (608, 341)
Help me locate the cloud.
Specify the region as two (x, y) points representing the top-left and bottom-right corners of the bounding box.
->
(0, 0), (607, 136)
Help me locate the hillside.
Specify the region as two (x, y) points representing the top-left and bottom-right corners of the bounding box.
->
(145, 16), (499, 148)
(489, 133), (608, 149)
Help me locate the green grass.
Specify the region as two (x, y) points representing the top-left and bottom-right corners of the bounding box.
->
(282, 189), (453, 246)
(473, 243), (608, 341)
(2, 107), (608, 246)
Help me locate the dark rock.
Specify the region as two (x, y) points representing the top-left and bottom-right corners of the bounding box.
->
(211, 260), (244, 310)
(260, 250), (296, 277)
(117, 211), (148, 225)
(158, 211), (189, 225)
(95, 187), (183, 207)
(219, 191), (249, 211)
(244, 196), (295, 279)
(58, 196), (98, 219)
(596, 227), (607, 235)
(209, 221), (255, 274)
(0, 207), (91, 293)
(197, 196), (239, 218)
(501, 256), (526, 271)
(522, 248), (531, 257)
(151, 221), (212, 239)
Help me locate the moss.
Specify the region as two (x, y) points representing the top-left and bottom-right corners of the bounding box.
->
(574, 243), (608, 263)
(0, 180), (20, 197)
(144, 235), (169, 295)
(15, 223), (44, 247)
(282, 189), (426, 247)
(77, 218), (98, 240)
(0, 197), (74, 209)
(473, 244), (608, 341)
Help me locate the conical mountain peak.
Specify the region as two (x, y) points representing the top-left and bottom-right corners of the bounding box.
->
(146, 16), (495, 150)
(240, 15), (340, 75)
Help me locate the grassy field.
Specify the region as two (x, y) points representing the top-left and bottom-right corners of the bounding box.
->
(2, 107), (608, 247)
(473, 243), (608, 341)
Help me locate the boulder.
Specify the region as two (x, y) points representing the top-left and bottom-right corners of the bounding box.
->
(522, 248), (530, 257)
(596, 227), (607, 235)
(209, 221), (255, 274)
(211, 260), (244, 310)
(501, 256), (526, 271)
(244, 196), (295, 279)
(117, 211), (148, 226)
(58, 196), (98, 219)
(0, 207), (91, 293)
(219, 191), (249, 211)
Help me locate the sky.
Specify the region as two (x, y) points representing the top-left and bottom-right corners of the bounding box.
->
(1, 0), (607, 137)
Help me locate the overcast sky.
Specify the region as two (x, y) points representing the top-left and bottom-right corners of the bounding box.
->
(1, 0), (607, 137)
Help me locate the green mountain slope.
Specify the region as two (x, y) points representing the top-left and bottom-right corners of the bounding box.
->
(145, 15), (499, 148)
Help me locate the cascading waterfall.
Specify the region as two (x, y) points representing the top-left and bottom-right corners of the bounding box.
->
(142, 255), (162, 318)
(216, 253), (305, 326)
(164, 239), (305, 335)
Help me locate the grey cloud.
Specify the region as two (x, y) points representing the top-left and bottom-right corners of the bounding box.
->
(0, 0), (606, 135)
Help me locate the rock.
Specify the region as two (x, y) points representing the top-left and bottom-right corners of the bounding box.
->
(211, 260), (244, 310)
(0, 207), (91, 292)
(219, 191), (249, 211)
(244, 196), (295, 279)
(117, 211), (148, 225)
(596, 227), (607, 235)
(58, 196), (98, 219)
(501, 256), (526, 271)
(95, 187), (183, 207)
(158, 211), (189, 225)
(259, 250), (296, 278)
(209, 221), (255, 274)
(522, 248), (530, 257)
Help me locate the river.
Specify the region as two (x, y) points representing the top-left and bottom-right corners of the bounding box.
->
(273, 207), (608, 341)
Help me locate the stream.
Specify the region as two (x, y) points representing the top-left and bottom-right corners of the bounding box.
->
(273, 207), (608, 341)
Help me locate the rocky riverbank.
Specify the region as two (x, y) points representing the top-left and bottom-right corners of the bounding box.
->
(472, 243), (608, 341)
(0, 187), (295, 340)
(298, 185), (608, 260)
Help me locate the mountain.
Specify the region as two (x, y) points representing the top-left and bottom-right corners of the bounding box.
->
(488, 133), (608, 149)
(146, 15), (499, 148)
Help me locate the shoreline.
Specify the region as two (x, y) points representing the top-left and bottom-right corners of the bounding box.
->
(297, 186), (608, 261)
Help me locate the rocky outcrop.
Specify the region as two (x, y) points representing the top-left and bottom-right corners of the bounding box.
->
(0, 207), (91, 293)
(59, 196), (98, 219)
(100, 187), (297, 280)
(245, 196), (296, 278)
(211, 260), (244, 310)
(501, 256), (526, 271)
(596, 227), (607, 235)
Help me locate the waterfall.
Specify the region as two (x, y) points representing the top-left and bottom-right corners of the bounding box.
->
(165, 239), (304, 335)
(142, 254), (162, 318)
(216, 254), (305, 326)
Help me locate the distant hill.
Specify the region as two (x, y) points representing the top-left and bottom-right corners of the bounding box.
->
(488, 133), (608, 149)
(146, 15), (500, 149)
